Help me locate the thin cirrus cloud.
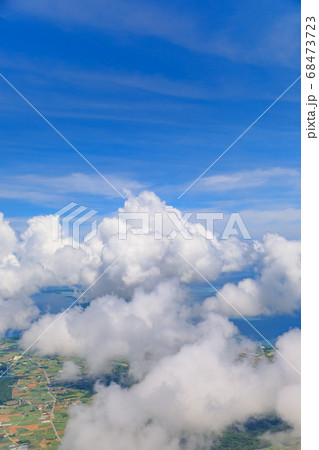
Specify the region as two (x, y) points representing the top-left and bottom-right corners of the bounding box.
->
(0, 173), (144, 205)
(4, 0), (300, 68)
(0, 50), (300, 113)
(195, 168), (300, 192)
(239, 207), (300, 240)
(0, 53), (260, 105)
(0, 168), (299, 206)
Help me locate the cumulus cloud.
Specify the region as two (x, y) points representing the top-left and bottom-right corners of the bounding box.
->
(0, 191), (300, 446)
(0, 296), (39, 337)
(202, 233), (301, 317)
(0, 191), (261, 335)
(58, 361), (81, 382)
(59, 325), (300, 450)
(0, 214), (99, 299)
(90, 191), (260, 297)
(20, 279), (300, 447)
(0, 213), (17, 260)
(0, 191), (258, 300)
(0, 191), (300, 348)
(20, 280), (195, 377)
(275, 328), (301, 433)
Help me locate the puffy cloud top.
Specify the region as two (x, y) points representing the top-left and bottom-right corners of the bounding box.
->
(0, 192), (300, 447)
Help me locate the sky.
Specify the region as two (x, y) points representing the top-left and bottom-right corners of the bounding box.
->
(0, 0), (300, 239)
(0, 2), (301, 447)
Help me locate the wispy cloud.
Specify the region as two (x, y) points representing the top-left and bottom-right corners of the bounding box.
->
(195, 168), (300, 192)
(0, 173), (145, 206)
(0, 53), (241, 103)
(3, 0), (300, 68)
(239, 207), (300, 239)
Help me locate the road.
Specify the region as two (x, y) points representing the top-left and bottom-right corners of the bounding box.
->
(28, 357), (61, 443)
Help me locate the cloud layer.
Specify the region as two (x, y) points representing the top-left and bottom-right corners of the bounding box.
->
(0, 191), (264, 335)
(20, 278), (300, 449)
(202, 233), (301, 317)
(59, 323), (300, 450)
(0, 191), (300, 447)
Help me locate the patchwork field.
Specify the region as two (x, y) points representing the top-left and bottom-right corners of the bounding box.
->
(0, 337), (300, 450)
(0, 337), (93, 449)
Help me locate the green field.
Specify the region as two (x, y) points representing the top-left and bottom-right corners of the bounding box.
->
(0, 338), (300, 449)
(0, 337), (99, 449)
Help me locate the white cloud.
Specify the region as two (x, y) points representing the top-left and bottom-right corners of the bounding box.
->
(0, 191), (299, 338)
(0, 213), (17, 259)
(0, 173), (144, 205)
(58, 325), (300, 449)
(20, 280), (195, 377)
(5, 1), (299, 68)
(19, 280), (300, 446)
(0, 214), (99, 300)
(0, 190), (300, 444)
(0, 296), (39, 337)
(0, 191), (257, 302)
(196, 168), (299, 192)
(202, 233), (300, 317)
(58, 361), (81, 382)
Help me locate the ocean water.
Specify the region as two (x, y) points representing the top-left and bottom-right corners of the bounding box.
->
(230, 313), (301, 343)
(189, 279), (300, 343)
(5, 279), (300, 343)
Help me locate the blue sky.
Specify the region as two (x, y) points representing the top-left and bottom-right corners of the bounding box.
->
(0, 0), (300, 239)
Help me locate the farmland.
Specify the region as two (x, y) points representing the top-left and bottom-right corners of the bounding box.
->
(0, 337), (93, 449)
(0, 337), (300, 449)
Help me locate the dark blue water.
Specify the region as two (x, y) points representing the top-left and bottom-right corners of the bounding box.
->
(31, 285), (81, 314)
(231, 312), (301, 344)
